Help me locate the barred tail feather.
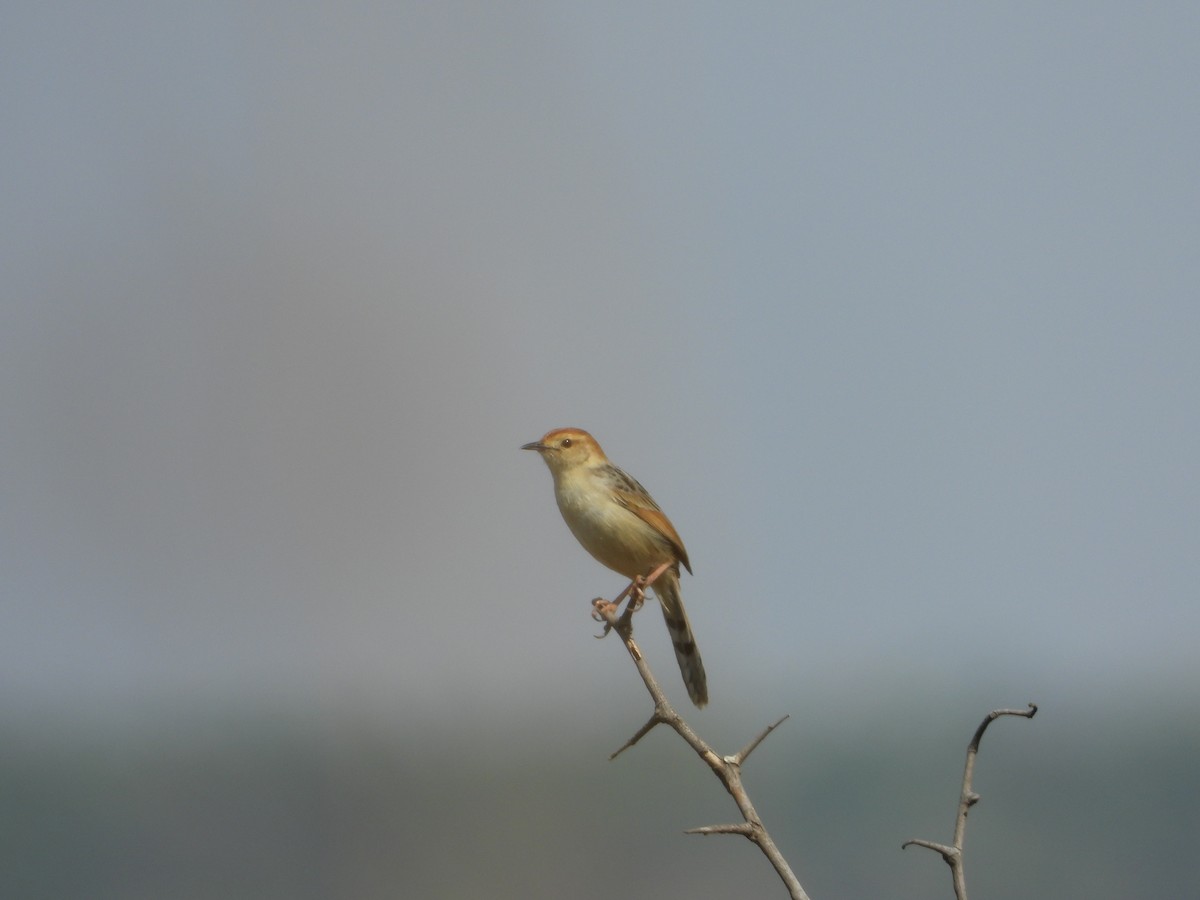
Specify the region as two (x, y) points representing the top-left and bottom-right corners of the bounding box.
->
(653, 568), (708, 708)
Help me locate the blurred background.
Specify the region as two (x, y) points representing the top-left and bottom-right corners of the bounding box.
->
(3, 3), (1197, 898)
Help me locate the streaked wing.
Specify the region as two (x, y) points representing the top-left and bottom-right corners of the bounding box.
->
(606, 465), (692, 574)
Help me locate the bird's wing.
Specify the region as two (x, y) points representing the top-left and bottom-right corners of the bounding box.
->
(609, 469), (692, 574)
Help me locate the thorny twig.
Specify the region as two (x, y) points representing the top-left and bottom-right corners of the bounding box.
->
(902, 704), (1039, 900)
(591, 583), (810, 900)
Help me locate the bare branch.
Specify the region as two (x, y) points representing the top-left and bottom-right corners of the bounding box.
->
(609, 712), (666, 761)
(903, 703), (1039, 900)
(592, 593), (810, 900)
(969, 704), (1038, 753)
(901, 838), (957, 860)
(685, 823), (755, 836)
(730, 714), (791, 766)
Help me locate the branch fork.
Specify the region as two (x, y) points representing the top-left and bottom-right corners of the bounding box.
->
(590, 587), (810, 900)
(587, 578), (1038, 900)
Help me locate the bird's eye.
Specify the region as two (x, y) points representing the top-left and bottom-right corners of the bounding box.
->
(561, 438), (572, 448)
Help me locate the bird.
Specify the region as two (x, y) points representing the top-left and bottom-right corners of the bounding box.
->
(522, 427), (708, 707)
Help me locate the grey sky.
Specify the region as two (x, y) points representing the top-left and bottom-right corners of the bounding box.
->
(2, 3), (1196, 730)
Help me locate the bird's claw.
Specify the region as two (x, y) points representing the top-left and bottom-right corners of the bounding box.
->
(592, 566), (663, 636)
(592, 598), (619, 637)
(627, 579), (648, 612)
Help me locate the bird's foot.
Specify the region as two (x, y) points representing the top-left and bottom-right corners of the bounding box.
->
(592, 562), (672, 637)
(592, 597), (621, 636)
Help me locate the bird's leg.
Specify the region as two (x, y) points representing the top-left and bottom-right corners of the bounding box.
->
(625, 561), (672, 613)
(592, 579), (634, 630)
(591, 561), (673, 635)
(593, 579), (638, 622)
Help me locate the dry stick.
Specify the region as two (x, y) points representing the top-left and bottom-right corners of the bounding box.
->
(902, 704), (1039, 900)
(592, 589), (811, 900)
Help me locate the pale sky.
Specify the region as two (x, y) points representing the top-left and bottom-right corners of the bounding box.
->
(3, 3), (1197, 733)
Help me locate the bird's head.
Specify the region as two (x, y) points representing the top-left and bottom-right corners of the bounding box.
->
(521, 427), (605, 473)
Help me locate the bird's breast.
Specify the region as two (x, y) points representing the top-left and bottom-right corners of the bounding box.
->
(552, 473), (671, 579)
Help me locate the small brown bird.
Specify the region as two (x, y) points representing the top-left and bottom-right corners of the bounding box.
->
(522, 427), (708, 707)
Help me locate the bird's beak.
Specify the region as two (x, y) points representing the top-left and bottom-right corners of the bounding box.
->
(521, 441), (549, 452)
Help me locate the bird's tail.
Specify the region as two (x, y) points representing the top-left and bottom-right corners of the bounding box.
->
(653, 567), (708, 708)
